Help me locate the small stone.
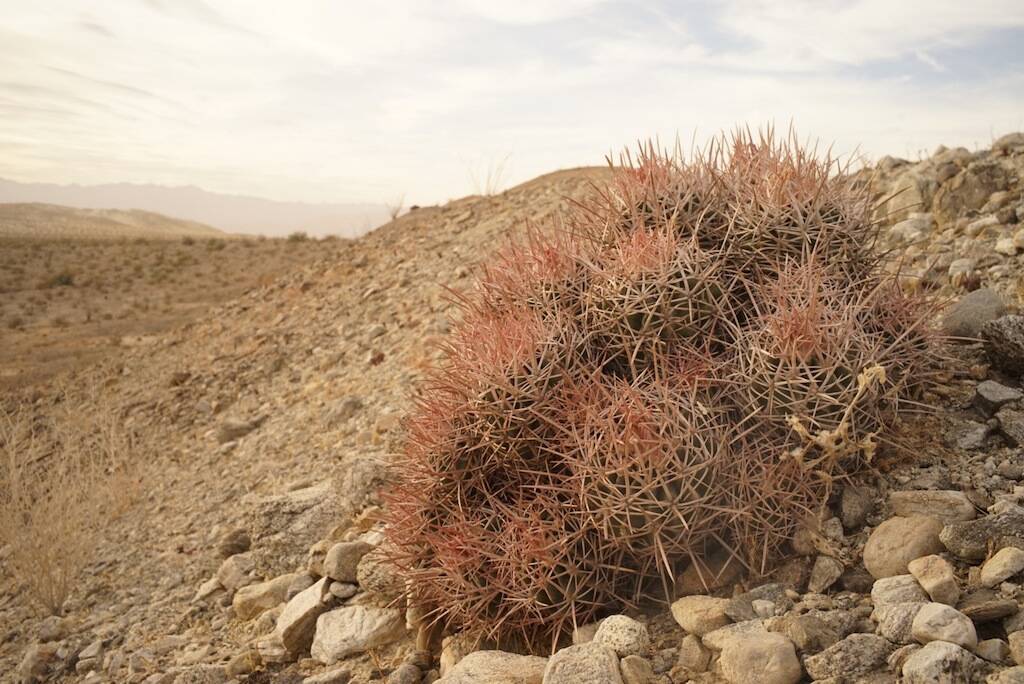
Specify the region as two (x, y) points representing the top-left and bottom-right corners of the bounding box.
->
(996, 237), (1017, 256)
(225, 649), (260, 677)
(908, 555), (960, 605)
(976, 381), (1024, 416)
(436, 650), (546, 684)
(1010, 631), (1024, 665)
(803, 633), (893, 681)
(887, 643), (921, 672)
(960, 590), (1019, 623)
(875, 602), (926, 644)
(303, 668), (353, 684)
(274, 577), (332, 657)
(718, 632), (801, 684)
(216, 553), (256, 593)
(233, 573), (299, 620)
(311, 606), (406, 664)
(911, 603), (977, 650)
(723, 584), (792, 622)
(982, 547), (1024, 587)
(670, 596), (731, 636)
(1001, 408), (1024, 447)
(618, 655), (653, 684)
(808, 555), (844, 593)
(217, 528), (251, 558)
(976, 638), (1010, 663)
(751, 599), (775, 618)
(387, 663), (421, 684)
(864, 516), (945, 579)
(941, 509), (1024, 560)
(986, 315), (1024, 376)
(216, 417), (262, 443)
(593, 615), (649, 657)
(944, 288), (1007, 339)
(542, 642), (622, 684)
(323, 541), (373, 583)
(37, 616), (68, 643)
(840, 485), (874, 530)
(701, 619), (767, 651)
(902, 641), (982, 684)
(767, 613), (838, 654)
(890, 491), (976, 523)
(676, 634), (711, 672)
(328, 582), (357, 600)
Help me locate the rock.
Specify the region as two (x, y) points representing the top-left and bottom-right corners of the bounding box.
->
(571, 621), (603, 645)
(907, 555), (960, 605)
(871, 574), (929, 609)
(888, 644), (921, 672)
(288, 574), (317, 600)
(303, 669), (353, 684)
(840, 485), (874, 530)
(17, 643), (59, 683)
(437, 650), (546, 684)
(217, 528), (251, 557)
(328, 582), (357, 600)
(902, 641), (983, 683)
(542, 642), (622, 684)
(803, 633), (893, 681)
(941, 509), (1024, 560)
(593, 615), (649, 657)
(310, 606), (405, 664)
(723, 584), (792, 622)
(976, 381), (1024, 416)
(808, 555), (844, 593)
(960, 590), (1019, 623)
(976, 638), (1010, 663)
(890, 491), (976, 523)
(952, 419), (994, 450)
(718, 632), (801, 684)
(989, 666), (1024, 684)
(274, 577), (332, 657)
(225, 650), (260, 677)
(864, 516), (945, 579)
(944, 288), (1008, 339)
(994, 132), (1024, 153)
(676, 634), (711, 672)
(670, 596), (731, 636)
(36, 616), (68, 643)
(1011, 631), (1024, 665)
(996, 236), (1017, 255)
(233, 573), (299, 620)
(767, 613), (839, 654)
(1001, 408), (1024, 447)
(322, 541), (373, 583)
(618, 655), (653, 684)
(982, 547), (1024, 587)
(986, 316), (1024, 376)
(875, 602), (926, 644)
(216, 553), (255, 593)
(702, 619), (767, 651)
(216, 416), (263, 443)
(911, 603), (977, 650)
(356, 545), (404, 600)
(387, 664), (422, 684)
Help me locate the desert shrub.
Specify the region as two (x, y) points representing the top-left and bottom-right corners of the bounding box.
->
(206, 238), (226, 251)
(182, 235), (196, 245)
(383, 130), (944, 645)
(287, 231), (310, 242)
(43, 271), (74, 288)
(0, 393), (144, 614)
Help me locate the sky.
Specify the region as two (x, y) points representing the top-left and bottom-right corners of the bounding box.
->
(1, 1), (1023, 206)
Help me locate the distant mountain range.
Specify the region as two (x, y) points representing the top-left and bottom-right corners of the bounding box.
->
(0, 178), (392, 238)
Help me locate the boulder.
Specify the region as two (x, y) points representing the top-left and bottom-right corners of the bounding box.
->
(670, 596), (731, 636)
(981, 547), (1024, 587)
(943, 288), (1007, 339)
(436, 651), (546, 684)
(542, 643), (622, 684)
(911, 603), (978, 650)
(310, 606), (406, 665)
(593, 615), (649, 657)
(875, 602), (926, 644)
(871, 574), (929, 609)
(863, 516), (944, 579)
(907, 555), (960, 605)
(941, 509), (1024, 560)
(902, 641), (983, 683)
(273, 577), (332, 657)
(803, 633), (893, 681)
(975, 381), (1024, 416)
(323, 541), (373, 583)
(717, 632), (801, 684)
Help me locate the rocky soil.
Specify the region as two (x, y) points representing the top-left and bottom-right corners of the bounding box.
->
(5, 132), (1024, 684)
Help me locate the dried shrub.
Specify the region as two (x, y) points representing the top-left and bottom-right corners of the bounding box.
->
(384, 129), (944, 646)
(0, 391), (145, 614)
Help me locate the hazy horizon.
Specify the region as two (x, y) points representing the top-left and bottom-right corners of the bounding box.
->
(2, 1), (1023, 206)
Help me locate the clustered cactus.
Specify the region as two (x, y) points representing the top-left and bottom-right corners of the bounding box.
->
(384, 130), (942, 646)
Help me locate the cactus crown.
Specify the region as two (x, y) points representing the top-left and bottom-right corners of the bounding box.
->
(384, 129), (941, 646)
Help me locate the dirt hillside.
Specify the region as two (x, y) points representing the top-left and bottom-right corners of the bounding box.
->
(0, 203), (227, 241)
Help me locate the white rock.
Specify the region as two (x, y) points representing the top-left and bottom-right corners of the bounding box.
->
(997, 237), (1019, 256)
(907, 555), (960, 605)
(976, 637), (1010, 663)
(233, 573), (299, 620)
(322, 541), (373, 583)
(871, 575), (928, 610)
(863, 516), (945, 579)
(542, 642), (622, 684)
(310, 605), (405, 664)
(911, 603), (977, 650)
(436, 650), (547, 684)
(217, 553), (256, 593)
(981, 548), (1024, 588)
(902, 641), (982, 683)
(702, 620), (767, 651)
(875, 602), (926, 644)
(718, 632), (801, 684)
(273, 577), (331, 656)
(670, 596), (731, 636)
(890, 491), (976, 523)
(593, 615), (649, 657)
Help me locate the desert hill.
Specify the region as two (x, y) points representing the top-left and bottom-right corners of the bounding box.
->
(0, 202), (227, 240)
(4, 135), (1024, 683)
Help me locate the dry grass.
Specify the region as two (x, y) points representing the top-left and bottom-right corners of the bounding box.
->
(0, 390), (145, 615)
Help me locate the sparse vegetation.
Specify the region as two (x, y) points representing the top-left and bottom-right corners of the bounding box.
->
(287, 231), (310, 242)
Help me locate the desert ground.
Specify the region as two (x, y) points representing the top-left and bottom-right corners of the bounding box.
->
(5, 135), (1024, 684)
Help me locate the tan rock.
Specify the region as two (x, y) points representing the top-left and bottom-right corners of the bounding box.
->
(907, 555), (960, 605)
(670, 596), (731, 636)
(864, 516), (944, 579)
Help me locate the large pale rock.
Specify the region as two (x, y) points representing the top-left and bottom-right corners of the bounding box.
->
(702, 620), (767, 651)
(941, 508), (1024, 560)
(803, 633), (894, 681)
(542, 642), (622, 684)
(890, 491), (976, 523)
(871, 574), (929, 609)
(908, 555), (960, 605)
(310, 605), (406, 665)
(718, 633), (801, 684)
(912, 603), (977, 650)
(593, 615), (649, 657)
(902, 641), (983, 683)
(670, 596), (731, 636)
(233, 573), (299, 620)
(863, 516), (944, 579)
(436, 650), (547, 684)
(981, 547), (1024, 587)
(875, 602), (926, 644)
(274, 577), (332, 657)
(322, 541), (373, 583)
